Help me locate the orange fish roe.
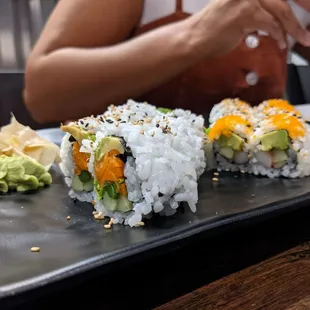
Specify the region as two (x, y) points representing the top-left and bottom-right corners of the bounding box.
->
(266, 114), (305, 139)
(208, 115), (253, 141)
(72, 141), (89, 175)
(263, 99), (300, 115)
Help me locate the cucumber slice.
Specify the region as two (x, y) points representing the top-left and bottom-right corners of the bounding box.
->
(103, 192), (118, 211)
(116, 195), (133, 213)
(105, 183), (119, 199)
(79, 170), (91, 182)
(219, 147), (234, 159)
(83, 179), (94, 192)
(72, 175), (84, 192)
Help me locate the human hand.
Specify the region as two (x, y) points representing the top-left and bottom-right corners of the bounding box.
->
(188, 0), (310, 57)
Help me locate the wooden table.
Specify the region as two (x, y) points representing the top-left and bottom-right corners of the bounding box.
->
(157, 242), (310, 310)
(156, 208), (310, 310)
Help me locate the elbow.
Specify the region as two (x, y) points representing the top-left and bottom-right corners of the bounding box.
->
(23, 57), (59, 124)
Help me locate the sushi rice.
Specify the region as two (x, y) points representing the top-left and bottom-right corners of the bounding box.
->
(79, 100), (206, 227)
(209, 98), (252, 125)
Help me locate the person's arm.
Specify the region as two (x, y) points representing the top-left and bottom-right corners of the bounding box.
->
(24, 0), (310, 123)
(24, 0), (210, 123)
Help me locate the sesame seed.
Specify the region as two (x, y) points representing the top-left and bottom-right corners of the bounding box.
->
(94, 212), (105, 220)
(214, 172), (219, 176)
(212, 178), (219, 182)
(104, 224), (111, 229)
(66, 216), (71, 220)
(31, 247), (40, 252)
(140, 130), (144, 135)
(91, 200), (96, 206)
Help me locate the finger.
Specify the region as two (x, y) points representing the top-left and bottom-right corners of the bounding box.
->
(294, 0), (310, 13)
(252, 8), (287, 49)
(260, 0), (310, 46)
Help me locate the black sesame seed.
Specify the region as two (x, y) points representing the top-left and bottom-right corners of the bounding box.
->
(80, 120), (84, 125)
(69, 135), (76, 142)
(156, 124), (160, 128)
(120, 121), (126, 123)
(158, 192), (164, 197)
(85, 123), (89, 128)
(106, 119), (113, 124)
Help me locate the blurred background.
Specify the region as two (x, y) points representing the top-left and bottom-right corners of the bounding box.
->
(0, 0), (58, 129)
(0, 0), (309, 128)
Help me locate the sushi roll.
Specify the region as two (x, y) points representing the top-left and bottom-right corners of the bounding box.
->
(209, 98), (252, 125)
(206, 115), (253, 172)
(254, 99), (301, 121)
(249, 113), (310, 178)
(81, 102), (206, 227)
(59, 116), (104, 202)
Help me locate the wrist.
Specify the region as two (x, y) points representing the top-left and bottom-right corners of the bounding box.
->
(177, 11), (213, 62)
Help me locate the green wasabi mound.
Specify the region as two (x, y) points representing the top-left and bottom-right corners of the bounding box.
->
(0, 154), (52, 193)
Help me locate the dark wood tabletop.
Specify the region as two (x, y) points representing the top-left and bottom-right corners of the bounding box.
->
(157, 242), (310, 310)
(156, 208), (310, 310)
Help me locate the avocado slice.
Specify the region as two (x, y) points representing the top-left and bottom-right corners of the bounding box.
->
(95, 136), (125, 161)
(61, 124), (88, 145)
(219, 133), (244, 151)
(260, 130), (289, 152)
(219, 147), (234, 159)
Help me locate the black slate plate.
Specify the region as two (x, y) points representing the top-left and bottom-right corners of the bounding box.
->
(1, 129), (310, 302)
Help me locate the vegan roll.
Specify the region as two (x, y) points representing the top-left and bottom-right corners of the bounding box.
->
(81, 102), (206, 227)
(206, 115), (253, 172)
(249, 113), (310, 178)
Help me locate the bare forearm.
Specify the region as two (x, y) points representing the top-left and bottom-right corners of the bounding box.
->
(24, 19), (205, 123)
